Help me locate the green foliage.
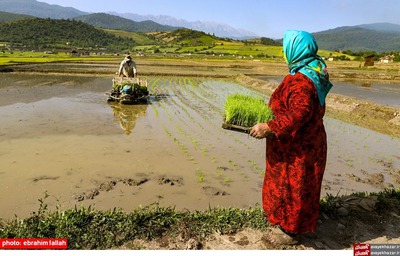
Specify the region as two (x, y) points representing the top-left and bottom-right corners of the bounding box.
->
(0, 195), (268, 249)
(0, 18), (135, 51)
(375, 188), (400, 212)
(319, 188), (400, 218)
(314, 27), (400, 53)
(103, 29), (156, 45)
(0, 11), (33, 22)
(224, 94), (274, 127)
(75, 13), (176, 33)
(1, 189), (399, 249)
(170, 28), (217, 43)
(114, 81), (148, 94)
(260, 37), (281, 46)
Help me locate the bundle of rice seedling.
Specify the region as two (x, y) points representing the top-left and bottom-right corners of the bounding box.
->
(223, 94), (273, 129)
(114, 81), (148, 94)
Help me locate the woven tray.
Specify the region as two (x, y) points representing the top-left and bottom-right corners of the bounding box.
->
(221, 122), (251, 134)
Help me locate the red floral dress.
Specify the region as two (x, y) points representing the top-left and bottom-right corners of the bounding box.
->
(264, 72), (327, 234)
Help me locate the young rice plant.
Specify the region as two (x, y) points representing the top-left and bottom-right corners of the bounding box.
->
(224, 94), (273, 127)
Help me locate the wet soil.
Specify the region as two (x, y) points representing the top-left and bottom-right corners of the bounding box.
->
(1, 60), (400, 251)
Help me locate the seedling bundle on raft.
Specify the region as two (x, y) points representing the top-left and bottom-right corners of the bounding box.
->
(106, 77), (149, 105)
(222, 94), (274, 133)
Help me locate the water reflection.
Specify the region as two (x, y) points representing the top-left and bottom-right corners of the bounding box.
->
(0, 74), (399, 220)
(254, 75), (400, 108)
(110, 104), (148, 135)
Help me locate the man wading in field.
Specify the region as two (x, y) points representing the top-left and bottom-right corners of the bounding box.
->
(118, 55), (137, 78)
(250, 30), (333, 245)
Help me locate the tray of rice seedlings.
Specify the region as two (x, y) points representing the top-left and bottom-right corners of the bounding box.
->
(222, 94), (273, 134)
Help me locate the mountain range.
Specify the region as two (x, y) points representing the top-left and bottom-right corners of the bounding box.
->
(0, 0), (257, 39)
(74, 13), (178, 33)
(0, 0), (400, 52)
(0, 0), (87, 19)
(109, 12), (258, 39)
(314, 23), (400, 52)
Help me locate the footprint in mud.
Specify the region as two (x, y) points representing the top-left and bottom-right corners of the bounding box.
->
(99, 180), (117, 191)
(32, 175), (59, 182)
(158, 176), (184, 186)
(75, 188), (100, 201)
(217, 166), (230, 171)
(121, 177), (149, 186)
(202, 186), (229, 196)
(364, 173), (385, 186)
(74, 176), (150, 202)
(348, 171), (386, 188)
(73, 174), (184, 201)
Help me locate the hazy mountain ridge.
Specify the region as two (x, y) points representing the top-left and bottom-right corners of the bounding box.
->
(110, 12), (258, 39)
(358, 22), (400, 33)
(74, 13), (178, 33)
(314, 23), (400, 52)
(0, 10), (33, 22)
(1, 0), (400, 52)
(0, 0), (258, 39)
(0, 0), (87, 19)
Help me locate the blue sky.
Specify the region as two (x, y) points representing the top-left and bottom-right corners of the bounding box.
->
(40, 0), (400, 38)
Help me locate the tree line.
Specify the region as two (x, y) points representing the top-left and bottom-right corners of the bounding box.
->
(0, 18), (136, 51)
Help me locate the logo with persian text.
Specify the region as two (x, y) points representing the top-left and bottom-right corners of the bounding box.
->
(354, 243), (370, 256)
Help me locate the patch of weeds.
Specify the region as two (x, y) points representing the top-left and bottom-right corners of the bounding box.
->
(375, 188), (400, 212)
(320, 189), (400, 218)
(2, 190), (399, 249)
(0, 196), (268, 249)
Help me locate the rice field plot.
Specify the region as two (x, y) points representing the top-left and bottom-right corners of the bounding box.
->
(147, 76), (400, 200)
(1, 74), (399, 219)
(146, 77), (267, 208)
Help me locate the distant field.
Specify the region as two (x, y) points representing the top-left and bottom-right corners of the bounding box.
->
(131, 41), (351, 60)
(0, 47), (354, 67)
(0, 51), (120, 65)
(103, 29), (155, 45)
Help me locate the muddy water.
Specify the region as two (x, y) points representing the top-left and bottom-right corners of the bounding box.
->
(256, 75), (400, 108)
(0, 74), (399, 220)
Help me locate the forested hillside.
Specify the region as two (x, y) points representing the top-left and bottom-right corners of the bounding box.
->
(0, 18), (135, 51)
(314, 26), (400, 52)
(0, 0), (87, 19)
(74, 13), (177, 33)
(0, 10), (33, 22)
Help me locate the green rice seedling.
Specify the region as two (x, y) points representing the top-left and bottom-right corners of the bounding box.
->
(152, 105), (159, 118)
(224, 94), (273, 128)
(197, 169), (205, 183)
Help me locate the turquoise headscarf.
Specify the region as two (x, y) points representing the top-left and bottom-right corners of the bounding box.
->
(283, 30), (333, 106)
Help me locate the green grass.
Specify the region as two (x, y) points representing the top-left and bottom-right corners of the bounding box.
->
(210, 43), (282, 57)
(0, 189), (398, 249)
(224, 93), (274, 127)
(0, 194), (269, 249)
(0, 51), (119, 66)
(102, 29), (155, 45)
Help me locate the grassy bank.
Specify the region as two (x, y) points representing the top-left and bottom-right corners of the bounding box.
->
(0, 189), (399, 249)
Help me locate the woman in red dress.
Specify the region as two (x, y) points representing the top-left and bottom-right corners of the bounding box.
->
(250, 30), (333, 245)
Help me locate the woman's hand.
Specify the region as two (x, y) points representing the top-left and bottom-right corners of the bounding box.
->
(249, 123), (273, 139)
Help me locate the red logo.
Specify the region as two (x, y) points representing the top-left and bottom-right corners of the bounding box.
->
(354, 243), (370, 256)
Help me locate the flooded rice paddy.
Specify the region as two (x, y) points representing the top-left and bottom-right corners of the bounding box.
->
(0, 73), (399, 220)
(256, 75), (400, 108)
